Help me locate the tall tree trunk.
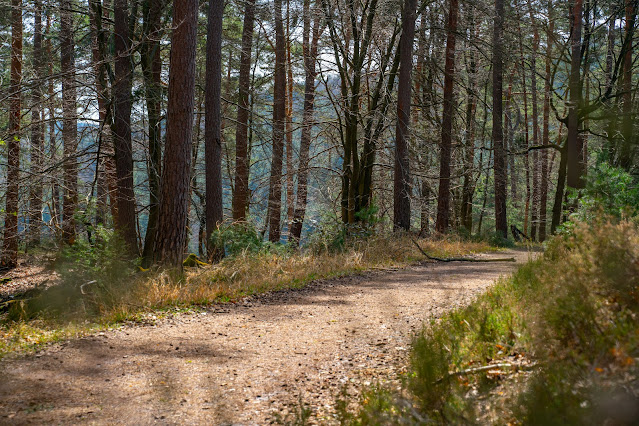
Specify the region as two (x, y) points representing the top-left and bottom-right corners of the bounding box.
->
(28, 0), (43, 248)
(267, 0), (287, 242)
(394, 0), (416, 231)
(61, 0), (78, 245)
(232, 0), (256, 221)
(141, 0), (164, 266)
(493, 0), (507, 239)
(505, 77), (515, 204)
(89, 0), (114, 227)
(289, 0), (321, 244)
(2, 0), (22, 267)
(285, 0), (295, 228)
(539, 3), (554, 242)
(435, 0), (458, 233)
(619, 0), (636, 169)
(529, 17), (540, 241)
(566, 0), (585, 190)
(154, 0), (198, 266)
(518, 26), (531, 235)
(46, 14), (61, 230)
(551, 139), (567, 234)
(205, 0), (224, 258)
(460, 5), (477, 233)
(113, 0), (138, 253)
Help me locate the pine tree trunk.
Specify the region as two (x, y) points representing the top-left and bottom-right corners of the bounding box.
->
(285, 1), (295, 229)
(289, 0), (321, 244)
(394, 0), (416, 231)
(61, 0), (78, 245)
(113, 0), (138, 253)
(89, 0), (111, 226)
(267, 0), (287, 242)
(2, 0), (22, 267)
(566, 0), (585, 190)
(529, 14), (540, 241)
(619, 0), (636, 169)
(28, 0), (43, 248)
(232, 0), (256, 221)
(154, 0), (198, 267)
(205, 0), (224, 258)
(539, 5), (554, 242)
(493, 0), (507, 239)
(141, 0), (164, 266)
(435, 0), (458, 233)
(460, 6), (477, 233)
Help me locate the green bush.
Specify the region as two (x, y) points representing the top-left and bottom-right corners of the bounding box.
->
(570, 160), (639, 221)
(209, 222), (292, 258)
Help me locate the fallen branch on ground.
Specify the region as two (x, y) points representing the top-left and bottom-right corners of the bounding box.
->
(411, 239), (516, 263)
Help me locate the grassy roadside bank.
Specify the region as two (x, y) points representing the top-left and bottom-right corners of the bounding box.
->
(344, 219), (639, 425)
(0, 234), (494, 358)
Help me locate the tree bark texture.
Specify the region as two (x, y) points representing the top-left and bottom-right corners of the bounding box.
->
(267, 0), (287, 242)
(141, 0), (164, 266)
(113, 0), (138, 253)
(393, 0), (416, 231)
(435, 0), (458, 233)
(28, 0), (43, 247)
(61, 0), (78, 245)
(566, 0), (585, 190)
(232, 0), (256, 221)
(289, 0), (321, 243)
(205, 0), (224, 256)
(493, 0), (508, 239)
(154, 0), (198, 266)
(2, 0), (22, 267)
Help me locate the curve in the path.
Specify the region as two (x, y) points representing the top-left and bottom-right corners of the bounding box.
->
(0, 248), (533, 425)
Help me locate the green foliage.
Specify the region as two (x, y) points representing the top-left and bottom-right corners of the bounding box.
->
(7, 227), (137, 321)
(209, 222), (292, 258)
(346, 217), (639, 424)
(570, 160), (639, 221)
(306, 204), (382, 255)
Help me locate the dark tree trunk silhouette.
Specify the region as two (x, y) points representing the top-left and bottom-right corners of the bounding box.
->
(435, 0), (458, 233)
(61, 0), (78, 245)
(89, 0), (116, 227)
(28, 0), (43, 248)
(619, 0), (636, 170)
(205, 0), (224, 258)
(529, 13), (540, 241)
(141, 0), (164, 266)
(267, 0), (286, 242)
(539, 4), (554, 242)
(289, 0), (321, 244)
(393, 0), (416, 231)
(566, 0), (585, 190)
(460, 5), (477, 233)
(232, 0), (256, 221)
(113, 0), (138, 253)
(493, 0), (507, 239)
(2, 0), (22, 267)
(154, 0), (198, 266)
(285, 2), (295, 228)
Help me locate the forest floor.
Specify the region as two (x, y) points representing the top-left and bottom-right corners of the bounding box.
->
(0, 248), (534, 425)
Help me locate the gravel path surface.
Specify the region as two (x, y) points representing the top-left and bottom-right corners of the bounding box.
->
(0, 248), (533, 425)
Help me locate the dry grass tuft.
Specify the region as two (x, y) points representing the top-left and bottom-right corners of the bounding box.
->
(126, 234), (493, 311)
(0, 234), (492, 357)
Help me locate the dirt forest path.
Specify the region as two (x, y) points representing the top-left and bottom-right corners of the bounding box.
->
(0, 248), (534, 425)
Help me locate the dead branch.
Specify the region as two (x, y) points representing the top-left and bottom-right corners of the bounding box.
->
(411, 239), (516, 263)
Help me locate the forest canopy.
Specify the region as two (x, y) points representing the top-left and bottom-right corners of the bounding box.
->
(0, 0), (637, 267)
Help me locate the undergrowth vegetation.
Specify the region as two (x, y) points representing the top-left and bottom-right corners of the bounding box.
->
(0, 226), (492, 357)
(343, 217), (639, 425)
